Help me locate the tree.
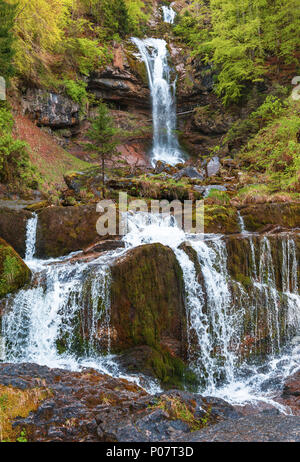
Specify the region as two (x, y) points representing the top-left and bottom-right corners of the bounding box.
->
(85, 102), (118, 198)
(0, 0), (17, 80)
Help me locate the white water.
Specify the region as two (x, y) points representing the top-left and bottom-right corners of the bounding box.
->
(162, 5), (176, 24)
(1, 212), (300, 410)
(131, 37), (184, 166)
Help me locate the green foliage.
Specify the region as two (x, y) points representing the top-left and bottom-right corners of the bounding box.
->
(0, 105), (40, 189)
(0, 0), (16, 79)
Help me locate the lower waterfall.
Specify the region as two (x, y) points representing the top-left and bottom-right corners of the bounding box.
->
(1, 212), (300, 411)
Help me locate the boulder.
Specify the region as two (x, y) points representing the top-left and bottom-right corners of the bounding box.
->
(35, 205), (108, 258)
(22, 89), (80, 129)
(0, 238), (31, 299)
(240, 203), (300, 232)
(110, 243), (190, 387)
(0, 207), (33, 258)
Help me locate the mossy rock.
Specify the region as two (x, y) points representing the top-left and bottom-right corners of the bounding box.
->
(0, 238), (31, 299)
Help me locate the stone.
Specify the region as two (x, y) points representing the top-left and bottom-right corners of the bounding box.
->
(173, 167), (205, 181)
(203, 185), (227, 198)
(240, 203), (300, 232)
(109, 243), (190, 386)
(35, 205), (107, 258)
(0, 238), (31, 299)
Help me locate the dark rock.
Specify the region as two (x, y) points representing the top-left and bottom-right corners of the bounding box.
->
(282, 371), (300, 398)
(83, 240), (125, 254)
(110, 243), (190, 386)
(240, 203), (300, 232)
(206, 156), (221, 177)
(0, 238), (31, 299)
(35, 205), (108, 258)
(0, 206), (33, 257)
(176, 414), (300, 442)
(173, 167), (205, 181)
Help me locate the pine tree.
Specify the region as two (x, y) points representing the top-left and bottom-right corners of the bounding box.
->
(0, 0), (16, 80)
(85, 103), (118, 198)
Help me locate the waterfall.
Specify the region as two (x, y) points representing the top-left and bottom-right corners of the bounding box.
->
(162, 5), (176, 24)
(131, 37), (184, 166)
(25, 213), (38, 261)
(1, 212), (300, 408)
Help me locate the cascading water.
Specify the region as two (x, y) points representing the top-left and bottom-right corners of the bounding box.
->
(131, 37), (184, 166)
(162, 5), (176, 24)
(1, 212), (300, 410)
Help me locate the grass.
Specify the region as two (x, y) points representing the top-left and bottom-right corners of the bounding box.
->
(0, 385), (52, 442)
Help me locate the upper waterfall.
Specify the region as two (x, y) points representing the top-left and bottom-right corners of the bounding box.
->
(131, 37), (185, 166)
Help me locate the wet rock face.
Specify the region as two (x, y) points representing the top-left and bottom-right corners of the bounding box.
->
(0, 363), (241, 442)
(110, 243), (190, 386)
(110, 243), (186, 352)
(22, 89), (80, 129)
(0, 207), (33, 258)
(240, 203), (300, 232)
(35, 205), (103, 258)
(0, 238), (31, 299)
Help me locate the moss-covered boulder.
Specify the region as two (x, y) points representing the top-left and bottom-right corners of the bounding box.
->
(0, 238), (31, 299)
(0, 207), (33, 258)
(110, 243), (195, 387)
(240, 203), (300, 232)
(35, 205), (109, 258)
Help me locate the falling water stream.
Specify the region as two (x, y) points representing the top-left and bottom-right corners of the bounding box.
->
(2, 212), (299, 412)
